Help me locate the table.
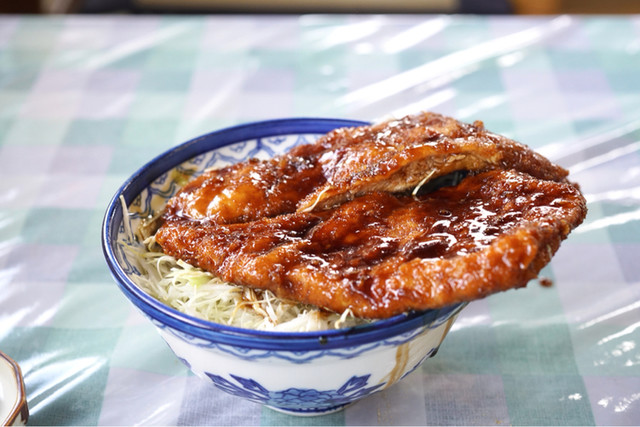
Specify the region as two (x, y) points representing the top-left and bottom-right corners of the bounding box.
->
(1, 13), (639, 426)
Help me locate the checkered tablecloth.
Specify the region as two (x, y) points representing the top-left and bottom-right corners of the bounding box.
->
(1, 14), (639, 425)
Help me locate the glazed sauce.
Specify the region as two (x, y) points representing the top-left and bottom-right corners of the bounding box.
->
(164, 151), (325, 224)
(297, 170), (539, 269)
(156, 112), (586, 318)
(163, 112), (483, 225)
(160, 168), (570, 293)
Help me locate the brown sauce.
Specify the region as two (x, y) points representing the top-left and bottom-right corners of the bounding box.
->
(156, 112), (587, 318)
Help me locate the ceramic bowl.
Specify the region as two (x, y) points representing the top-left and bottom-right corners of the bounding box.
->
(102, 118), (465, 416)
(0, 351), (28, 426)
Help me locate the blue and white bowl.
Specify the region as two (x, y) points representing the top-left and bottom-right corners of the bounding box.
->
(102, 118), (466, 416)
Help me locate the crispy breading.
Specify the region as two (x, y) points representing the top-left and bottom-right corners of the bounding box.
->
(156, 112), (587, 319)
(156, 169), (586, 318)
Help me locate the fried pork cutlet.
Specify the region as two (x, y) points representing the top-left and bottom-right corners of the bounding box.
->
(296, 113), (569, 212)
(155, 112), (587, 319)
(163, 112), (568, 224)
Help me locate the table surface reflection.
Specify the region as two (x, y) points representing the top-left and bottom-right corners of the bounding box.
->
(0, 13), (639, 426)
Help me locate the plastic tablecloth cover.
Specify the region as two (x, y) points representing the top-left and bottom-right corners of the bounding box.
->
(1, 13), (639, 426)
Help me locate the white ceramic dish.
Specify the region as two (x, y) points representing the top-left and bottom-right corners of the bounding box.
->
(0, 351), (28, 426)
(102, 118), (465, 415)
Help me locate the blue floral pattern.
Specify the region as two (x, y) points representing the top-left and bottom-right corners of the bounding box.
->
(205, 373), (384, 414)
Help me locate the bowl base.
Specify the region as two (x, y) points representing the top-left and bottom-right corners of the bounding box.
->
(265, 403), (350, 417)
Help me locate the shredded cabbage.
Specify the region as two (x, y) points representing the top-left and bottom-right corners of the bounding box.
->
(118, 198), (369, 331)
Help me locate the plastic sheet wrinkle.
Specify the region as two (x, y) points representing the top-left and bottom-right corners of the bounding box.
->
(27, 356), (106, 417)
(381, 17), (450, 53)
(575, 206), (640, 234)
(336, 16), (572, 110)
(81, 22), (193, 70)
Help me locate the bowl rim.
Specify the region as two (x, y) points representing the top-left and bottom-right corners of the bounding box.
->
(102, 117), (465, 350)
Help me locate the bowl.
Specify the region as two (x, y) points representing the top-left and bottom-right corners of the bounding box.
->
(102, 118), (465, 416)
(0, 351), (28, 426)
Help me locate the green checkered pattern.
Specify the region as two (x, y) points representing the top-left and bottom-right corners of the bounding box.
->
(1, 14), (639, 425)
